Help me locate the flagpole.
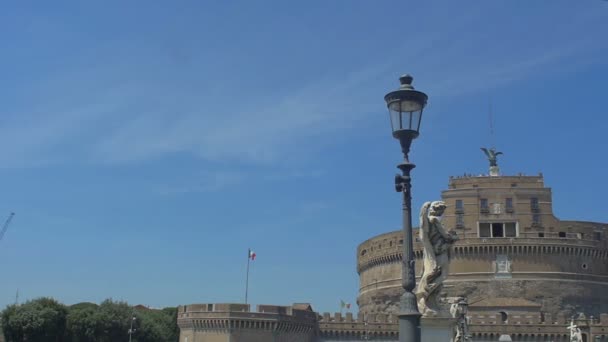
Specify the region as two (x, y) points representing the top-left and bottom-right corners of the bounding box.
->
(245, 248), (251, 305)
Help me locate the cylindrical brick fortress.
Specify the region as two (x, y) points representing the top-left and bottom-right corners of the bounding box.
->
(357, 174), (608, 318)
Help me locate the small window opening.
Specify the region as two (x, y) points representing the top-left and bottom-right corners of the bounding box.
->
(455, 199), (464, 211)
(479, 222), (517, 238)
(538, 233), (545, 238)
(531, 197), (539, 210)
(505, 222), (517, 237)
(492, 223), (504, 237)
(456, 214), (464, 227)
(558, 232), (566, 238)
(479, 223), (491, 238)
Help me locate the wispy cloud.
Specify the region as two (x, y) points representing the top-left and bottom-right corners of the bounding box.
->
(155, 170), (245, 195)
(154, 168), (326, 195)
(0, 2), (605, 168)
(92, 62), (391, 165)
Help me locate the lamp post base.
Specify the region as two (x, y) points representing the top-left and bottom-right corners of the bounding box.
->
(420, 316), (457, 342)
(398, 292), (421, 341)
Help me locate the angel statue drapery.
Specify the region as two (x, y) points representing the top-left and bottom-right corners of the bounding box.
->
(416, 201), (458, 316)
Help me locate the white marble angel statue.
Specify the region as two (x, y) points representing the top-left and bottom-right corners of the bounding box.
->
(416, 201), (458, 316)
(568, 320), (583, 342)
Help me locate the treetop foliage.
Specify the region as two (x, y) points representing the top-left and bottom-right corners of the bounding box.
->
(1, 298), (178, 342)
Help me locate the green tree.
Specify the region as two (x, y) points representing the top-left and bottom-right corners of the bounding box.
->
(1, 304), (23, 342)
(1, 297), (67, 342)
(3, 298), (179, 342)
(94, 300), (133, 342)
(66, 303), (99, 342)
(132, 307), (178, 342)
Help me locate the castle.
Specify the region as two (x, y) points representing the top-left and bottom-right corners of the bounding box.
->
(179, 161), (608, 341)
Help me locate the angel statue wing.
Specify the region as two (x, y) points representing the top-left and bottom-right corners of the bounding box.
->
(419, 201), (432, 237)
(480, 147), (490, 158)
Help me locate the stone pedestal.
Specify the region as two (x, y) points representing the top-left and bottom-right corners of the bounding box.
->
(489, 166), (500, 176)
(421, 316), (456, 342)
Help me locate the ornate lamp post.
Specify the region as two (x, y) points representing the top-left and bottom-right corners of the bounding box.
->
(384, 74), (428, 342)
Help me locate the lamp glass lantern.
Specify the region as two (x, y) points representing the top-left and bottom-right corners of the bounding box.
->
(384, 75), (428, 145)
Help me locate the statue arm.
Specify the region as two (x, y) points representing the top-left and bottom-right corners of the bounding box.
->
(429, 217), (452, 240)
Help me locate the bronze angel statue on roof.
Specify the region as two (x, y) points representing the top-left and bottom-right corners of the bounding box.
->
(481, 147), (503, 167)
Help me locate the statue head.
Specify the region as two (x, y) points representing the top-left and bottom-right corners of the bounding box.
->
(429, 201), (447, 217)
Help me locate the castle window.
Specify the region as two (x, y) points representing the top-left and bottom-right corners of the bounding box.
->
(532, 214), (541, 226)
(480, 198), (489, 213)
(455, 200), (464, 213)
(456, 214), (464, 228)
(594, 232), (602, 241)
(479, 222), (518, 238)
(479, 223), (491, 237)
(492, 223), (504, 237)
(530, 197), (539, 211)
(559, 232), (566, 238)
(538, 233), (545, 238)
(506, 198), (513, 212)
(505, 222), (517, 237)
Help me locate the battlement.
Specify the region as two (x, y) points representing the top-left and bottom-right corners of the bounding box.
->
(448, 173), (544, 189)
(178, 303), (318, 341)
(178, 303), (317, 320)
(318, 312), (396, 324)
(317, 312), (399, 339)
(316, 311), (608, 340)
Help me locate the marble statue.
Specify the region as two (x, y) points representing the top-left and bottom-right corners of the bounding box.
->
(449, 297), (471, 342)
(568, 320), (583, 342)
(416, 201), (458, 316)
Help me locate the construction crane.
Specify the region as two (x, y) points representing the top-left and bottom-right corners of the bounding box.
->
(0, 212), (15, 242)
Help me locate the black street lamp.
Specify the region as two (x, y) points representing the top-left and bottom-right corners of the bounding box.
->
(384, 74), (428, 342)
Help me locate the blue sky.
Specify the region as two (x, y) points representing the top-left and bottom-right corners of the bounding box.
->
(0, 1), (607, 314)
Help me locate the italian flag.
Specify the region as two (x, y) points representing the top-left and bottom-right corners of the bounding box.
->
(340, 300), (351, 309)
(248, 249), (256, 261)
